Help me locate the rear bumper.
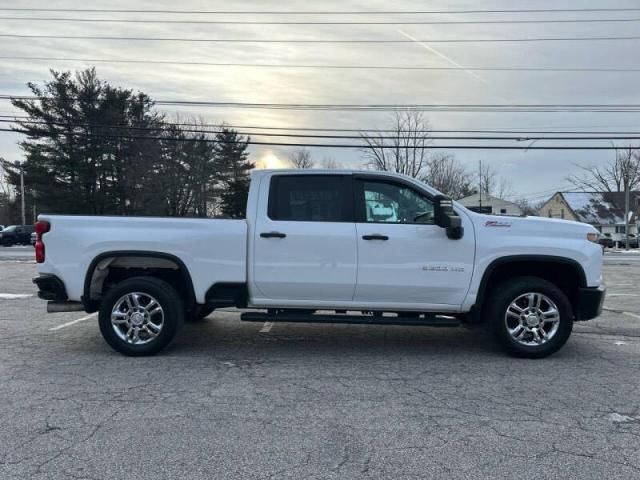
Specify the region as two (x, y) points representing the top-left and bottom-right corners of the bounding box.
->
(575, 284), (606, 321)
(33, 274), (68, 302)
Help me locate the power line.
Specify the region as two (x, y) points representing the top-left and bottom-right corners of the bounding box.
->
(2, 16), (640, 25)
(3, 33), (640, 44)
(4, 96), (640, 113)
(4, 118), (640, 141)
(0, 127), (634, 150)
(0, 56), (637, 73)
(3, 7), (640, 14)
(3, 115), (640, 135)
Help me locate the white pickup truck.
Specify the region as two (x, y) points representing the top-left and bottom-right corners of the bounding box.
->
(33, 169), (605, 358)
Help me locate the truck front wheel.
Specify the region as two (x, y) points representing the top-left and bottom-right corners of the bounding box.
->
(487, 277), (573, 358)
(98, 277), (184, 356)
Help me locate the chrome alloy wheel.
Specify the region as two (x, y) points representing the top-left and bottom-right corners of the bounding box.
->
(504, 292), (560, 346)
(111, 292), (164, 345)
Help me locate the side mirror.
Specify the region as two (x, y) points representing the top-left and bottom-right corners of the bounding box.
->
(433, 195), (464, 240)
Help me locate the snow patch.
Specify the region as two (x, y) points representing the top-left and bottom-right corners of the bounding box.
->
(608, 413), (637, 423)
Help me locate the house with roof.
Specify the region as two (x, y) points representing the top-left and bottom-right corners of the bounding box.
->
(538, 191), (640, 242)
(457, 193), (523, 216)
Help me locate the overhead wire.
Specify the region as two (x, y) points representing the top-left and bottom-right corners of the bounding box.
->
(0, 56), (637, 73)
(3, 33), (639, 44)
(1, 16), (640, 25)
(2, 115), (639, 135)
(4, 96), (640, 113)
(2, 7), (640, 14)
(0, 127), (634, 150)
(3, 118), (640, 141)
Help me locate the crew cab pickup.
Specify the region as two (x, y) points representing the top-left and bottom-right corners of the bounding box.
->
(33, 170), (605, 358)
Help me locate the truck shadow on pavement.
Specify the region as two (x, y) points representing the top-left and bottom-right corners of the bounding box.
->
(152, 316), (586, 361)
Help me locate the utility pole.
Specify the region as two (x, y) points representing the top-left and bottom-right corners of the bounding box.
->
(20, 164), (25, 225)
(625, 179), (630, 250)
(478, 159), (482, 210)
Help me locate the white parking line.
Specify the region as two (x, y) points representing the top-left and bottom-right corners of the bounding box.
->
(259, 322), (274, 333)
(0, 293), (33, 299)
(607, 293), (640, 297)
(603, 307), (640, 320)
(49, 313), (97, 331)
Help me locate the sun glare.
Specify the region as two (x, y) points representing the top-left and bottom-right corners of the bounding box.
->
(256, 152), (290, 169)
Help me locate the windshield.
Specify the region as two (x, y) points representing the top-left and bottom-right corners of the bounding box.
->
(3, 226), (16, 232)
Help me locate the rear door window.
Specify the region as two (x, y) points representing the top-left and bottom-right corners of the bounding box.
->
(268, 175), (353, 222)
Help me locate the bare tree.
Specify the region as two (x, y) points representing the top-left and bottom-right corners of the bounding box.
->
(288, 148), (314, 169)
(567, 146), (640, 249)
(0, 159), (11, 196)
(360, 110), (431, 178)
(321, 157), (343, 169)
(567, 146), (640, 193)
(478, 163), (494, 196)
(495, 177), (514, 200)
(420, 153), (473, 199)
(0, 159), (12, 224)
(512, 198), (543, 216)
(477, 162), (513, 199)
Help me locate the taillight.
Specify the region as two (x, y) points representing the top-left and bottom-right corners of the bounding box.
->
(35, 221), (50, 263)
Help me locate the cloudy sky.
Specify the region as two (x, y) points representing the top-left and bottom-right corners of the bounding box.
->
(1, 0), (639, 202)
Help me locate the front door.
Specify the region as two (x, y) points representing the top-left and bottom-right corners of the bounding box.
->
(252, 174), (357, 302)
(353, 177), (475, 308)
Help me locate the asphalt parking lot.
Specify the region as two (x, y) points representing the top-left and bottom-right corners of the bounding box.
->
(1, 250), (639, 479)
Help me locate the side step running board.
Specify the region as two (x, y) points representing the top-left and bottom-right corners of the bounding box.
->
(240, 312), (460, 327)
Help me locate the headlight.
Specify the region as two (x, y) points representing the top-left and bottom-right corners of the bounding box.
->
(587, 232), (599, 243)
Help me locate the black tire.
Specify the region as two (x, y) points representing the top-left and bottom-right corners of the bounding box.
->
(98, 276), (184, 356)
(486, 276), (574, 359)
(187, 305), (215, 322)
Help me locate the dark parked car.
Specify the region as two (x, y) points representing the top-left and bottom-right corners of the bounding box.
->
(624, 234), (639, 249)
(598, 233), (614, 249)
(0, 225), (35, 246)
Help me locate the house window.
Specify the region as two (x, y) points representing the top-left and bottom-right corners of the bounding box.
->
(500, 208), (507, 214)
(561, 209), (565, 219)
(615, 225), (627, 234)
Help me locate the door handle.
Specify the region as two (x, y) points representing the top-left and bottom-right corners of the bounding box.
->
(260, 231), (287, 239)
(362, 234), (389, 241)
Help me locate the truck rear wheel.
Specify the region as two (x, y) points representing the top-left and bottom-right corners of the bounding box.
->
(487, 276), (573, 358)
(98, 276), (184, 356)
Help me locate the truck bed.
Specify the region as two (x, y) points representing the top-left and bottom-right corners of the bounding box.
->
(37, 215), (247, 303)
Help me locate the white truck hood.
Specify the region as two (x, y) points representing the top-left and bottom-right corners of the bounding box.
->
(472, 213), (598, 237)
(464, 211), (603, 288)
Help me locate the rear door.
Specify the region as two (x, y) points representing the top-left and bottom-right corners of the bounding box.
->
(353, 176), (475, 308)
(252, 174), (357, 302)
